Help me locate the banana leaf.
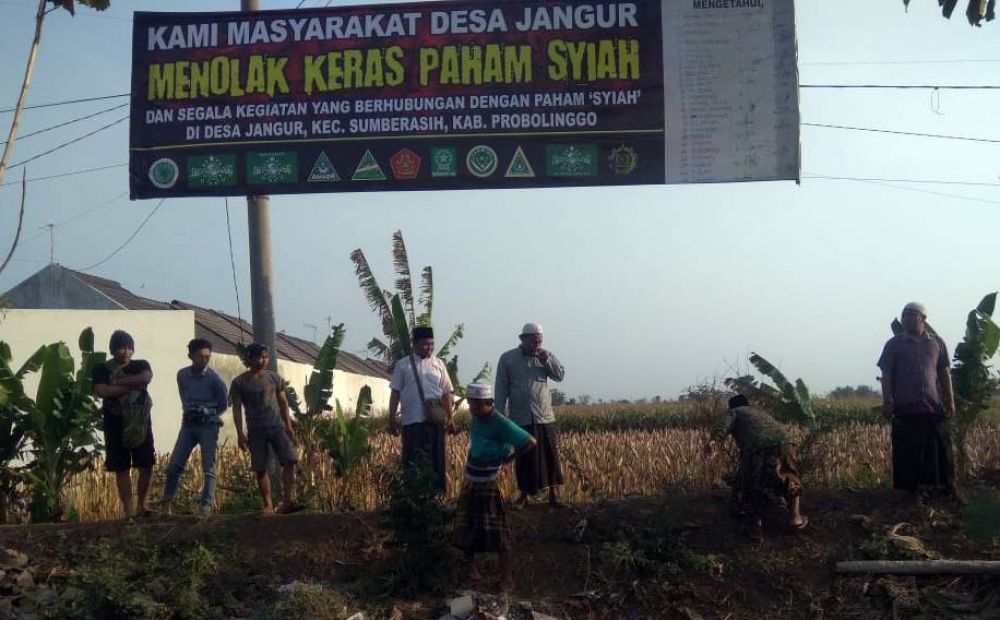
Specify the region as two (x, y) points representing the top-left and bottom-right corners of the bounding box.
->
(390, 295), (411, 359)
(34, 344), (74, 420)
(750, 352), (815, 427)
(392, 230), (417, 327)
(350, 248), (395, 346)
(436, 324), (464, 359)
(304, 323), (345, 416)
(367, 338), (389, 361)
(416, 266), (433, 327)
(15, 346), (45, 381)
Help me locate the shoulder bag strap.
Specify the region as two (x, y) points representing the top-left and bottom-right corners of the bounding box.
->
(408, 354), (429, 405)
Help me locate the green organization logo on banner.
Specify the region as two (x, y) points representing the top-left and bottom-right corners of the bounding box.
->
(307, 151), (340, 182)
(504, 146), (535, 178)
(431, 148), (457, 178)
(546, 145), (598, 177)
(148, 158), (179, 189)
(608, 145), (639, 175)
(466, 145), (498, 178)
(352, 150), (387, 181)
(188, 154), (237, 188)
(248, 151), (298, 185)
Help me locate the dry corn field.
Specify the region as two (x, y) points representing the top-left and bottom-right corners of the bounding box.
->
(62, 420), (1000, 522)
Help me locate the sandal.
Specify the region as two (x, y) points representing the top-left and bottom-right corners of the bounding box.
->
(792, 516), (809, 531)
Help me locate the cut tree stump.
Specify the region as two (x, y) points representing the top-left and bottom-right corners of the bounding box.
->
(836, 561), (1000, 575)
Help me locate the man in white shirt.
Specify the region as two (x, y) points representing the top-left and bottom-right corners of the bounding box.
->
(388, 326), (455, 492)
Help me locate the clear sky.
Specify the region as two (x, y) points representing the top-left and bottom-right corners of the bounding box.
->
(1, 0), (998, 401)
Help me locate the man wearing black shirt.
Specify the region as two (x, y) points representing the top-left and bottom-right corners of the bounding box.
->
(91, 330), (155, 520)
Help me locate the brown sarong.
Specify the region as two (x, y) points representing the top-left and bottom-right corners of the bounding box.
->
(453, 467), (511, 553)
(731, 443), (802, 518)
(515, 423), (564, 495)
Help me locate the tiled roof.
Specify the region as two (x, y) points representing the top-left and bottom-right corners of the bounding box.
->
(69, 270), (389, 380)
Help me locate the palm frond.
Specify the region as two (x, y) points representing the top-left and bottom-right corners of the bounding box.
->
(392, 230), (416, 327)
(417, 266), (434, 326)
(350, 248), (395, 343)
(436, 323), (464, 359)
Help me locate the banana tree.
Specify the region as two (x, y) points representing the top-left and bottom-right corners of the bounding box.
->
(726, 353), (815, 428)
(289, 323), (347, 500)
(315, 386), (374, 511)
(350, 230), (483, 404)
(16, 328), (105, 522)
(0, 339), (44, 522)
(951, 293), (1000, 478)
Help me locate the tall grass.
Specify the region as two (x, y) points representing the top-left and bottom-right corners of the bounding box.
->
(59, 407), (1000, 522)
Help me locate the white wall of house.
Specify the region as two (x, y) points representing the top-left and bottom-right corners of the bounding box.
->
(0, 309), (392, 453)
(210, 353), (392, 420)
(0, 309), (194, 446)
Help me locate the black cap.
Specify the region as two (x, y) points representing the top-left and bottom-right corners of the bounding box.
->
(412, 326), (434, 340)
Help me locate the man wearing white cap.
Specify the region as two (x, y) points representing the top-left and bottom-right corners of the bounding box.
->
(495, 322), (567, 508)
(878, 302), (959, 503)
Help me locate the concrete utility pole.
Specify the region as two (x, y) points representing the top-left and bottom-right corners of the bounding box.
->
(242, 0), (277, 371)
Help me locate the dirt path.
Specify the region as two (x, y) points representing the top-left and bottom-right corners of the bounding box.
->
(0, 486), (997, 618)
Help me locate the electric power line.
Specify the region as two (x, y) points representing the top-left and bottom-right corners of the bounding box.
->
(801, 84), (1000, 90)
(803, 174), (1000, 188)
(16, 191), (129, 247)
(0, 163), (126, 188)
(224, 197), (245, 342)
(807, 176), (1000, 208)
(803, 122), (1000, 144)
(0, 102), (128, 146)
(78, 198), (164, 271)
(0, 92), (129, 114)
(7, 115), (128, 169)
(802, 59), (1000, 66)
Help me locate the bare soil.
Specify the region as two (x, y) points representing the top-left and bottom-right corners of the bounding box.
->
(0, 482), (997, 619)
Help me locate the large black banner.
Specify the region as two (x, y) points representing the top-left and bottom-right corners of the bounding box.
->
(129, 0), (665, 198)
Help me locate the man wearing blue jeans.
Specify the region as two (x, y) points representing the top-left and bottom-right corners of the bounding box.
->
(159, 338), (228, 517)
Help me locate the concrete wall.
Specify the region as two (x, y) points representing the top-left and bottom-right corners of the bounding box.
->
(0, 310), (194, 446)
(210, 353), (392, 421)
(0, 309), (392, 453)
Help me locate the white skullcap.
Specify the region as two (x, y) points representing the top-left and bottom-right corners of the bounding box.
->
(466, 379), (493, 400)
(903, 302), (927, 318)
(521, 322), (543, 336)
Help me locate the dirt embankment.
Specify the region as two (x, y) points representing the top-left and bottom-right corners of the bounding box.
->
(0, 485), (997, 619)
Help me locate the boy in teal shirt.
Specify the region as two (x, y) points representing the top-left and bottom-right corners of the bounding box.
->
(453, 380), (536, 591)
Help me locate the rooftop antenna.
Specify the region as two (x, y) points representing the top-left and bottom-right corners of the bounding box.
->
(303, 322), (318, 343)
(42, 221), (54, 264)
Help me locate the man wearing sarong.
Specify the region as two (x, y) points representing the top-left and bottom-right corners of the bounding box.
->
(705, 395), (807, 540)
(388, 326), (455, 493)
(495, 322), (566, 508)
(878, 301), (960, 503)
(453, 380), (537, 592)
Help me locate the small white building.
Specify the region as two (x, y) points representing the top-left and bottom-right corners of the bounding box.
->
(0, 264), (391, 445)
